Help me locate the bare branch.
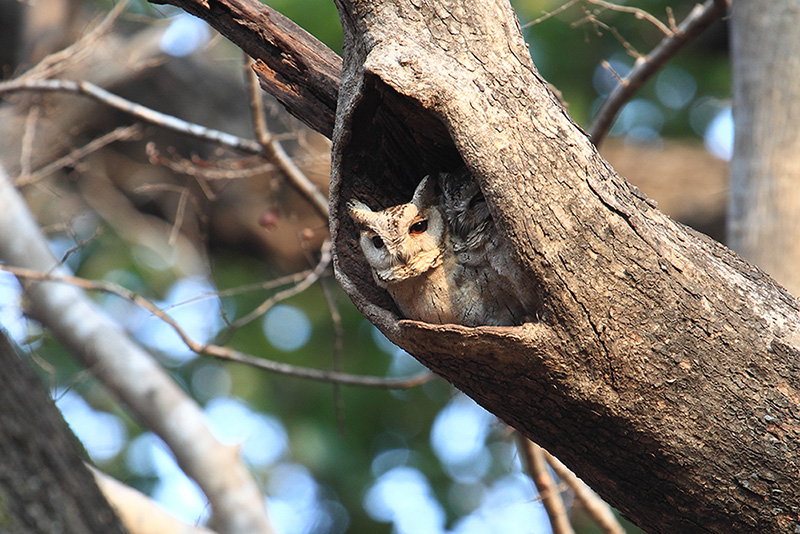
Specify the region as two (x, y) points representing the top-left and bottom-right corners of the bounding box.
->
(588, 0), (730, 145)
(245, 56), (330, 219)
(0, 167), (277, 534)
(19, 0), (131, 82)
(0, 263), (435, 389)
(517, 436), (575, 534)
(224, 238), (331, 332)
(522, 0), (580, 29)
(91, 467), (221, 534)
(0, 78), (264, 154)
(20, 106), (41, 178)
(2, 74), (330, 218)
(15, 124), (143, 187)
(145, 143), (274, 183)
(544, 450), (626, 534)
(586, 0), (673, 37)
(320, 274), (346, 429)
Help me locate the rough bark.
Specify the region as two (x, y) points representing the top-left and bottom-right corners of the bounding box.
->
(728, 1), (800, 295)
(149, 0), (341, 137)
(0, 330), (128, 534)
(327, 1), (800, 533)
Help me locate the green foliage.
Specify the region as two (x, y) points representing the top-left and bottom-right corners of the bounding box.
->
(264, 0), (344, 53)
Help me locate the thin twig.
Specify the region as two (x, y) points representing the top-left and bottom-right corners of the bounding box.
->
(221, 239), (332, 335)
(522, 0), (580, 29)
(586, 0), (673, 36)
(58, 226), (104, 267)
(600, 60), (627, 86)
(15, 124), (143, 187)
(18, 0), (130, 82)
(167, 187), (190, 246)
(587, 0), (730, 145)
(146, 142), (318, 183)
(0, 264), (434, 389)
(20, 106), (41, 178)
(545, 450), (626, 534)
(320, 259), (346, 431)
(0, 78), (265, 154)
(245, 56), (330, 219)
(517, 436), (575, 534)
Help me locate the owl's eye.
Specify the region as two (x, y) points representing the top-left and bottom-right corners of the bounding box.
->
(409, 220), (428, 234)
(372, 236), (385, 249)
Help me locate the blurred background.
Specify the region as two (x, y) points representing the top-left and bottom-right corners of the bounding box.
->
(0, 0), (730, 532)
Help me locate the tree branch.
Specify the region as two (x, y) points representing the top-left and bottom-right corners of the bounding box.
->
(1, 76), (331, 218)
(150, 0), (341, 137)
(15, 124), (143, 187)
(91, 467), (220, 534)
(587, 0), (730, 144)
(0, 264), (434, 390)
(517, 436), (574, 534)
(543, 450), (625, 534)
(0, 78), (265, 153)
(0, 166), (276, 534)
(245, 56), (330, 219)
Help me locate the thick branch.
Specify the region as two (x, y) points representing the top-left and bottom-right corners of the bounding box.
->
(150, 0), (341, 137)
(91, 468), (219, 534)
(327, 1), (800, 533)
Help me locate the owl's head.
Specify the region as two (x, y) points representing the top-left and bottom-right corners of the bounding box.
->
(349, 176), (446, 287)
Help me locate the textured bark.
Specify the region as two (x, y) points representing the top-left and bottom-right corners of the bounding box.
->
(150, 0), (341, 137)
(327, 1), (800, 533)
(728, 1), (800, 295)
(0, 331), (127, 534)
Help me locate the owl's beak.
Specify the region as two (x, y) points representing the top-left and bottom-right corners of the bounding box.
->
(394, 249), (411, 265)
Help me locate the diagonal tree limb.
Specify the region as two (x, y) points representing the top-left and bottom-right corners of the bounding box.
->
(150, 0), (341, 137)
(91, 467), (220, 534)
(517, 436), (575, 534)
(0, 165), (276, 534)
(587, 0), (731, 145)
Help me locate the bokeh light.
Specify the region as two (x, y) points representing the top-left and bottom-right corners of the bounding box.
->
(56, 390), (128, 463)
(160, 14), (211, 58)
(263, 304), (312, 352)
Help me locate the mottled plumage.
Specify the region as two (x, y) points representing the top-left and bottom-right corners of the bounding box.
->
(349, 170), (527, 326)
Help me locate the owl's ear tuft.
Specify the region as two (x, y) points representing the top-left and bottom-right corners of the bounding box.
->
(349, 200), (379, 227)
(411, 175), (437, 209)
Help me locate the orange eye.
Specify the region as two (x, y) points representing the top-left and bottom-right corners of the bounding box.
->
(372, 236), (385, 249)
(409, 220), (428, 234)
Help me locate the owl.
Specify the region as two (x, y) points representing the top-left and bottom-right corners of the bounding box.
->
(349, 169), (527, 326)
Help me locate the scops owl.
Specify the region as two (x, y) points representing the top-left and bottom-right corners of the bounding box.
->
(349, 169), (527, 327)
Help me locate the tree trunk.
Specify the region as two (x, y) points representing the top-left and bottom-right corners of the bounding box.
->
(0, 331), (128, 534)
(728, 1), (800, 295)
(326, 1), (800, 533)
(143, 0), (800, 531)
